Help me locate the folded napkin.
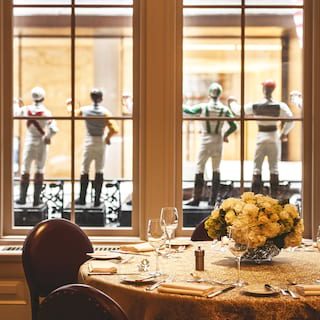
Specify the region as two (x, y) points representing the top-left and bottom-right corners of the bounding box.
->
(157, 282), (215, 297)
(296, 285), (320, 296)
(88, 260), (117, 273)
(119, 242), (155, 252)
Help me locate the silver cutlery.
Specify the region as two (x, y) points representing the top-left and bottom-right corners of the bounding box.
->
(264, 284), (278, 293)
(119, 256), (134, 264)
(285, 288), (300, 299)
(88, 272), (140, 276)
(207, 285), (236, 298)
(145, 276), (172, 291)
(112, 250), (150, 257)
(187, 279), (230, 286)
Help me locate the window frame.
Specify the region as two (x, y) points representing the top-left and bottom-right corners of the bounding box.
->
(0, 0), (319, 243)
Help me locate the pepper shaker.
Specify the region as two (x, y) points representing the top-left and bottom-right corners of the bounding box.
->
(195, 246), (205, 271)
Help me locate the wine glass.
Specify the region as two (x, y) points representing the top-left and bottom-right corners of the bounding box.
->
(228, 227), (249, 287)
(147, 219), (166, 276)
(160, 207), (178, 255)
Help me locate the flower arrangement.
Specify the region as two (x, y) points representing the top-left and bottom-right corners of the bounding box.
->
(204, 192), (304, 249)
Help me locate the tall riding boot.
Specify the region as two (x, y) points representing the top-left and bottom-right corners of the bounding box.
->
(33, 173), (43, 206)
(185, 173), (204, 206)
(208, 171), (220, 207)
(75, 174), (89, 205)
(94, 173), (104, 207)
(252, 174), (262, 194)
(16, 173), (30, 205)
(270, 174), (279, 199)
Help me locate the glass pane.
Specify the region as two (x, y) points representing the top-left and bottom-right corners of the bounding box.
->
(182, 8), (241, 227)
(75, 8), (133, 118)
(245, 0), (303, 5)
(13, 119), (71, 226)
(14, 0), (71, 4)
(73, 119), (133, 228)
(244, 120), (301, 211)
(236, 7), (303, 205)
(76, 0), (133, 4)
(13, 8), (71, 117)
(184, 1), (241, 6)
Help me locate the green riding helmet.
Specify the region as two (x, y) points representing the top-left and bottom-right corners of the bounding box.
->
(208, 82), (223, 98)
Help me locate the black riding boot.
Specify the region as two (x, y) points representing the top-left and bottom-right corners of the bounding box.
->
(94, 173), (104, 207)
(252, 174), (262, 194)
(185, 173), (204, 206)
(270, 174), (279, 199)
(33, 173), (43, 206)
(16, 173), (30, 205)
(75, 174), (89, 205)
(208, 171), (220, 207)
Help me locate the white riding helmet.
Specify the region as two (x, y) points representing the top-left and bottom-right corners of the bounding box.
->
(208, 82), (223, 98)
(31, 86), (45, 102)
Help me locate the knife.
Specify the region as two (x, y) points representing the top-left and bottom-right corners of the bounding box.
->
(145, 276), (171, 291)
(88, 272), (140, 276)
(207, 285), (236, 298)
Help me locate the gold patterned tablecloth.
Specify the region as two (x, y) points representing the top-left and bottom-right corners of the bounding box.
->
(78, 242), (320, 320)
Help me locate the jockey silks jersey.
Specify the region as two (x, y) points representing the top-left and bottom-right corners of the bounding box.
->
(15, 103), (58, 139)
(241, 98), (294, 136)
(183, 100), (237, 138)
(80, 104), (118, 137)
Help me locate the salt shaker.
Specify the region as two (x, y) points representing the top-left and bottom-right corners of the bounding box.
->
(195, 246), (205, 271)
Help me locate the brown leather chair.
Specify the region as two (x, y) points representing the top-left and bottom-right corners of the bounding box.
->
(190, 216), (212, 241)
(38, 284), (128, 320)
(22, 218), (93, 320)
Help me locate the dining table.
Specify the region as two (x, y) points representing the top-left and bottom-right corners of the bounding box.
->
(78, 241), (320, 320)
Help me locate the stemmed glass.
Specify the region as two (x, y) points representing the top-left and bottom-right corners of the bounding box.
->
(228, 226), (249, 287)
(147, 219), (166, 276)
(160, 207), (178, 255)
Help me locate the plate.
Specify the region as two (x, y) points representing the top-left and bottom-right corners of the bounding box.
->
(87, 252), (122, 260)
(241, 285), (280, 297)
(121, 275), (156, 284)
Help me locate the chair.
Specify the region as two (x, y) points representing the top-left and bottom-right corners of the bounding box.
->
(190, 216), (212, 241)
(38, 284), (128, 320)
(22, 218), (93, 320)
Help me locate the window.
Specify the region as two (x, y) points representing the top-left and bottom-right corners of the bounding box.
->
(181, 0), (303, 230)
(0, 0), (319, 242)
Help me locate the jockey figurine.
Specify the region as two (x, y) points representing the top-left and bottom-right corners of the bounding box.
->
(290, 90), (303, 109)
(183, 82), (237, 207)
(67, 88), (119, 207)
(15, 86), (58, 206)
(228, 79), (294, 198)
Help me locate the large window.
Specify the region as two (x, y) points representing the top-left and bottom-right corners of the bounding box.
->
(181, 0), (303, 229)
(1, 0), (320, 242)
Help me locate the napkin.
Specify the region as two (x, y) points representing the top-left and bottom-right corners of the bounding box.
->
(157, 282), (216, 297)
(296, 284), (320, 296)
(119, 242), (155, 252)
(88, 260), (117, 273)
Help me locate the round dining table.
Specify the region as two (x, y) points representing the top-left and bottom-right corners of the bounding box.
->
(78, 241), (320, 320)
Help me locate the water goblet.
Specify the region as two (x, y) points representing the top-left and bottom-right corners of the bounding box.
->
(228, 227), (248, 287)
(147, 219), (166, 276)
(160, 207), (178, 255)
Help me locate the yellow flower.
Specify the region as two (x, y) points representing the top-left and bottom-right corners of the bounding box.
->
(225, 210), (236, 224)
(204, 192), (303, 249)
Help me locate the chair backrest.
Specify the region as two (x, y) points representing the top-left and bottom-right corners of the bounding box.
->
(22, 218), (93, 319)
(190, 216), (212, 241)
(38, 284), (128, 320)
